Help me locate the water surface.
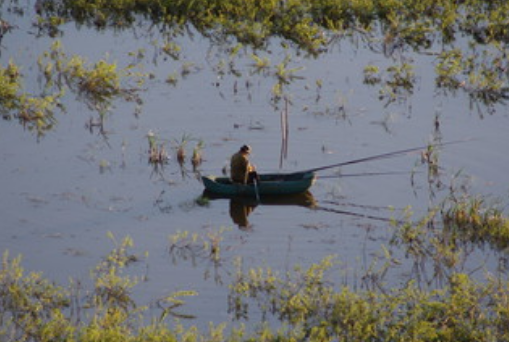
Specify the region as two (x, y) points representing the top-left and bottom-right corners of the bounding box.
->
(1, 1), (508, 329)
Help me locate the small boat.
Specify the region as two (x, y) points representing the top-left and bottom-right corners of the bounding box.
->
(201, 172), (316, 197)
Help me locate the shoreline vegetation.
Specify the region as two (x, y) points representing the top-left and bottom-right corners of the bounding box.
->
(2, 0), (509, 135)
(2, 195), (509, 341)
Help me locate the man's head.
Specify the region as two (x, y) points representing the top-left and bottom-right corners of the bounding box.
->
(240, 145), (251, 154)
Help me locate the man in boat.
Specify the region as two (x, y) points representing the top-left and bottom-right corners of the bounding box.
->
(230, 145), (258, 184)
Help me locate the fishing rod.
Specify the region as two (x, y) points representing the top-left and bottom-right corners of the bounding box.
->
(293, 139), (472, 175)
(319, 171), (415, 179)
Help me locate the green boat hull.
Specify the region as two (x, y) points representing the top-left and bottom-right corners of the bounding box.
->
(201, 172), (316, 197)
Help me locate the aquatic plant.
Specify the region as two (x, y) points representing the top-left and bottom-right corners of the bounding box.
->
(37, 40), (147, 131)
(89, 233), (140, 311)
(442, 196), (509, 251)
(169, 227), (229, 264)
(33, 0), (504, 57)
(436, 47), (509, 109)
(0, 235), (204, 342)
(228, 252), (509, 341)
(266, 53), (304, 108)
(250, 53), (271, 75)
(191, 139), (205, 169)
(372, 62), (416, 106)
(2, 223), (509, 342)
(0, 61), (21, 111)
(6, 0), (509, 124)
(160, 39), (181, 61)
(0, 60), (64, 137)
(363, 64), (381, 85)
(147, 130), (169, 165)
(172, 133), (195, 165)
(165, 72), (179, 86)
(0, 18), (15, 44)
(386, 190), (509, 288)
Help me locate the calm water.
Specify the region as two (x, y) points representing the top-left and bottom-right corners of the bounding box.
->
(1, 2), (508, 329)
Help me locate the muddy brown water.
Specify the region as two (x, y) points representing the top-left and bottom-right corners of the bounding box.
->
(1, 5), (509, 329)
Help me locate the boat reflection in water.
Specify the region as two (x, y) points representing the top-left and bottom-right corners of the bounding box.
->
(203, 191), (317, 230)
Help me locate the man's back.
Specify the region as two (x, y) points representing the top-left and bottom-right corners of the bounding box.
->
(230, 151), (249, 183)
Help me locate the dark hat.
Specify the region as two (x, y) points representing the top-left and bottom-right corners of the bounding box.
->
(240, 145), (251, 153)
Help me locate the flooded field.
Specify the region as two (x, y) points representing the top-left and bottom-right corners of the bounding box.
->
(1, 0), (509, 339)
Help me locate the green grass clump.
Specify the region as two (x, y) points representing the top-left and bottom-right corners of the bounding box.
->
(229, 255), (509, 342)
(35, 0), (509, 54)
(30, 0), (509, 109)
(37, 40), (147, 132)
(0, 235), (197, 342)
(0, 60), (63, 137)
(443, 197), (509, 251)
(0, 60), (22, 112)
(41, 40), (145, 109)
(2, 224), (509, 341)
(1, 38), (149, 137)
